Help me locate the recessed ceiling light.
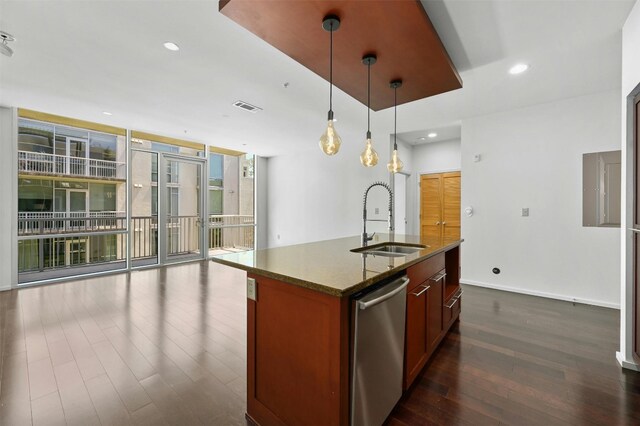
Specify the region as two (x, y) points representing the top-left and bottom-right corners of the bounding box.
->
(163, 42), (180, 51)
(509, 63), (529, 75)
(428, 133), (437, 138)
(417, 137), (426, 141)
(102, 111), (112, 116)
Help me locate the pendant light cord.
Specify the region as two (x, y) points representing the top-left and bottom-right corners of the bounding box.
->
(393, 85), (397, 150)
(329, 23), (333, 115)
(367, 61), (371, 136)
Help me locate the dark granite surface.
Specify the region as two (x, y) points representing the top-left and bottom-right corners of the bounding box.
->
(211, 234), (462, 297)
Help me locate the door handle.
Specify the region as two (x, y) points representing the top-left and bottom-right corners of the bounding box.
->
(436, 222), (441, 225)
(442, 222), (447, 225)
(358, 277), (410, 310)
(629, 228), (640, 233)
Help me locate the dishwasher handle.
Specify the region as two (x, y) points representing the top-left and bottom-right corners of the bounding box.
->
(358, 277), (410, 310)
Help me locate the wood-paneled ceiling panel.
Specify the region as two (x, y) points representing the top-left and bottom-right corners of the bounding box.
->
(219, 0), (462, 111)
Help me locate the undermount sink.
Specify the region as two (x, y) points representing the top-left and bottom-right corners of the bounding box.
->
(351, 243), (427, 257)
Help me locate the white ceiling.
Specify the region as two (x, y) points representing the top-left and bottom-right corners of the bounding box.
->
(0, 0), (635, 157)
(397, 124), (462, 146)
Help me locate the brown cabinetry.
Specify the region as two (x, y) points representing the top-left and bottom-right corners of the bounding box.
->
(404, 250), (460, 390)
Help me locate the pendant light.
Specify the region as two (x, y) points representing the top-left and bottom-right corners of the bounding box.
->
(319, 15), (342, 156)
(360, 54), (379, 167)
(387, 79), (404, 173)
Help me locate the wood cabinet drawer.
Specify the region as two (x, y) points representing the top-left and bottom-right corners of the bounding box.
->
(444, 291), (462, 325)
(407, 253), (445, 290)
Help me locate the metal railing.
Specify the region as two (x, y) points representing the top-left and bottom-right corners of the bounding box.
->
(18, 212), (126, 236)
(18, 232), (127, 276)
(209, 214), (255, 250)
(18, 150), (125, 179)
(17, 213), (256, 282)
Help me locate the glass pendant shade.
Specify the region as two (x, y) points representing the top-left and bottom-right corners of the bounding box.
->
(387, 149), (403, 173)
(360, 136), (379, 167)
(319, 119), (342, 155)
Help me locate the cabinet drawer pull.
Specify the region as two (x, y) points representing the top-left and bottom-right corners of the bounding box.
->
(411, 285), (430, 297)
(431, 272), (447, 282)
(445, 298), (457, 309)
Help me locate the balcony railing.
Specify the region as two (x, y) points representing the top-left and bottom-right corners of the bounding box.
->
(17, 213), (255, 282)
(18, 211), (126, 236)
(209, 214), (255, 251)
(18, 150), (125, 179)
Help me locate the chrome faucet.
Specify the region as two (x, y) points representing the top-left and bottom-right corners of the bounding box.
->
(362, 181), (393, 245)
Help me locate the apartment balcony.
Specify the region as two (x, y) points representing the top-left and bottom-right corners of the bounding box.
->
(18, 150), (126, 180)
(18, 211), (127, 236)
(209, 214), (255, 253)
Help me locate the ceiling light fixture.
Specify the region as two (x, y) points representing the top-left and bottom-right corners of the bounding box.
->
(360, 54), (379, 167)
(163, 41), (180, 51)
(428, 132), (437, 138)
(509, 63), (529, 75)
(0, 31), (16, 57)
(102, 111), (113, 116)
(387, 80), (404, 174)
(319, 15), (342, 156)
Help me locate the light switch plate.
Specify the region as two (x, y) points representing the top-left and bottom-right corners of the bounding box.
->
(522, 208), (529, 217)
(247, 278), (257, 301)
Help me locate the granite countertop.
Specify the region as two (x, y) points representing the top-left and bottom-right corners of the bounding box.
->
(211, 234), (462, 297)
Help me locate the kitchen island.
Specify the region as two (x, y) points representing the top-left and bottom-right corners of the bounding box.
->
(211, 234), (462, 426)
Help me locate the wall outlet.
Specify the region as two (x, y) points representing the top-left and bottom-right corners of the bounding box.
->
(375, 207), (379, 215)
(247, 278), (257, 301)
(521, 208), (529, 217)
(473, 154), (481, 162)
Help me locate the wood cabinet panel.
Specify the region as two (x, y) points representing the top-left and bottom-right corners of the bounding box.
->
(247, 274), (349, 426)
(404, 283), (428, 389)
(407, 253), (444, 289)
(426, 272), (444, 354)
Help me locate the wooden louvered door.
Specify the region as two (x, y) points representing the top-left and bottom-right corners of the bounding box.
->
(442, 172), (461, 239)
(420, 172), (461, 240)
(420, 174), (443, 239)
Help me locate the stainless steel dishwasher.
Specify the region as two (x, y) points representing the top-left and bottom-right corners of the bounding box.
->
(351, 275), (409, 426)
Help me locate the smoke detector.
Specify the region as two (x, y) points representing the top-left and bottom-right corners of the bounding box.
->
(0, 31), (15, 57)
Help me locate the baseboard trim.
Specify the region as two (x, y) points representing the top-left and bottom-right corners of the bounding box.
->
(460, 279), (620, 309)
(616, 351), (640, 371)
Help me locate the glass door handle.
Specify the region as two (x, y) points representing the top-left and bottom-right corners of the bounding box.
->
(629, 228), (640, 233)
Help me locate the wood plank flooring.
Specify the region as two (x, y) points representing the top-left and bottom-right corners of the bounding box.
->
(389, 285), (640, 426)
(1, 261), (639, 425)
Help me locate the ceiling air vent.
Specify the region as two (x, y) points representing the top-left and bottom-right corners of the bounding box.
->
(233, 100), (262, 113)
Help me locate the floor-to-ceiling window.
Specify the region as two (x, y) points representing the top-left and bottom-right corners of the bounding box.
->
(17, 112), (127, 283)
(208, 149), (255, 254)
(16, 110), (257, 285)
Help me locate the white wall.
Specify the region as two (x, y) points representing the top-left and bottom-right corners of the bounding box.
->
(461, 90), (621, 308)
(406, 139), (462, 235)
(256, 156), (269, 249)
(266, 124), (394, 248)
(0, 107), (18, 291)
(619, 0), (640, 370)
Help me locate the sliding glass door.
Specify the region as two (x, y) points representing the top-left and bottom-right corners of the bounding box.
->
(161, 155), (205, 263)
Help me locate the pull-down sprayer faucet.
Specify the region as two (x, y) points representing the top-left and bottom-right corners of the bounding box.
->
(362, 181), (393, 246)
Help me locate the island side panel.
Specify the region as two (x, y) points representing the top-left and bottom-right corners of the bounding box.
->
(247, 273), (350, 426)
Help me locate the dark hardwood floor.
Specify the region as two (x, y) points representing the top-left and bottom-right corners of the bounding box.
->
(1, 261), (639, 425)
